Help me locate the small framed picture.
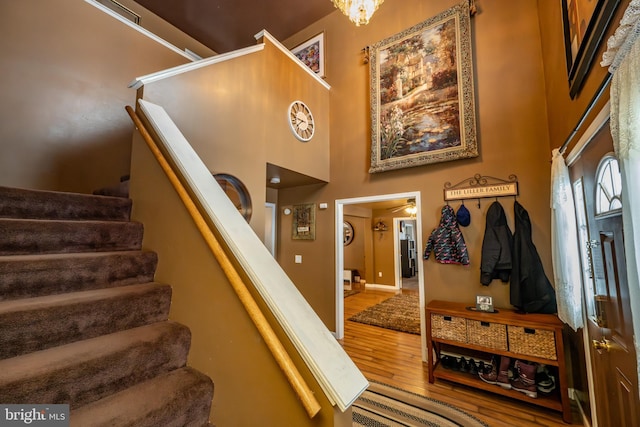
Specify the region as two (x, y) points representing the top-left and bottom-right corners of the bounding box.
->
(476, 295), (494, 312)
(291, 32), (325, 78)
(292, 203), (316, 240)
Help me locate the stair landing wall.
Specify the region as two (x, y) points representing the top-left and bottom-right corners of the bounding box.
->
(0, 0), (191, 193)
(130, 132), (349, 426)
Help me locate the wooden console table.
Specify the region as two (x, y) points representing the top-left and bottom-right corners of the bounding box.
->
(426, 300), (571, 423)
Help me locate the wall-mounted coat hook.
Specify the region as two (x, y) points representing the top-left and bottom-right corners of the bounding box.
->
(443, 173), (519, 209)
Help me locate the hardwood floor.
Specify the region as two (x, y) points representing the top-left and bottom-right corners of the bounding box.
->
(339, 289), (583, 427)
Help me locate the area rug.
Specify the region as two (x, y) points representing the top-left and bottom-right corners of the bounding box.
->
(344, 289), (361, 298)
(348, 293), (420, 335)
(353, 381), (488, 427)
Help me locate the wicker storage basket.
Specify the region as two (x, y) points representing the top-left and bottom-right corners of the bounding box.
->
(466, 319), (508, 350)
(508, 326), (557, 360)
(431, 314), (467, 343)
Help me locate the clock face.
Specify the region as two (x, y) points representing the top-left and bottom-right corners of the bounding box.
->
(213, 173), (252, 222)
(344, 221), (354, 246)
(288, 100), (314, 142)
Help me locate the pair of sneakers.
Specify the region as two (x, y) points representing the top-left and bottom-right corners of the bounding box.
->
(536, 365), (556, 395)
(440, 355), (458, 370)
(440, 355), (479, 375)
(459, 357), (480, 375)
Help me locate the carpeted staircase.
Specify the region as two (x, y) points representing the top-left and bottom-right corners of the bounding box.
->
(0, 186), (214, 426)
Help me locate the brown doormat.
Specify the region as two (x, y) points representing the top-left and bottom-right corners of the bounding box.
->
(353, 381), (489, 426)
(348, 293), (420, 335)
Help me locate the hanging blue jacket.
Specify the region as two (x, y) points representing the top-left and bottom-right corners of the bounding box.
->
(424, 205), (470, 265)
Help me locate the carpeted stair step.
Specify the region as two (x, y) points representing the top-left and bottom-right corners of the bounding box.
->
(0, 321), (191, 409)
(0, 251), (158, 301)
(92, 179), (130, 199)
(0, 185), (214, 424)
(0, 282), (172, 359)
(0, 186), (132, 221)
(0, 218), (143, 255)
(70, 367), (213, 427)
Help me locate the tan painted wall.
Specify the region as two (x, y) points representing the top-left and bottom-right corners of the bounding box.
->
(0, 0), (192, 193)
(262, 38), (331, 181)
(343, 208), (412, 287)
(537, 0), (628, 151)
(129, 131), (349, 426)
(111, 0), (216, 58)
(343, 205), (374, 282)
(371, 210), (400, 287)
(4, 0), (623, 409)
(4, 0), (607, 331)
(139, 37), (330, 238)
(278, 184), (336, 324)
(343, 215), (366, 279)
(280, 0), (554, 330)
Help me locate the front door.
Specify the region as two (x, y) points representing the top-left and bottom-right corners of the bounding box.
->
(570, 121), (639, 426)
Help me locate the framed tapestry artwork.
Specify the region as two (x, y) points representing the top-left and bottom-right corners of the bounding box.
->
(292, 32), (325, 78)
(292, 203), (316, 240)
(368, 1), (477, 173)
(561, 0), (620, 99)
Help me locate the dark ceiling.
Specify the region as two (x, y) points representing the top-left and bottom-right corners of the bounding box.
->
(135, 0), (338, 53)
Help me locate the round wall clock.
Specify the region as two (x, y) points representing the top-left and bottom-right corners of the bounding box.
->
(214, 173), (252, 222)
(343, 221), (354, 246)
(288, 100), (315, 142)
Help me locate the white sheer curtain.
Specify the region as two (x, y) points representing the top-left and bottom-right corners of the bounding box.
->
(551, 149), (583, 331)
(601, 0), (640, 394)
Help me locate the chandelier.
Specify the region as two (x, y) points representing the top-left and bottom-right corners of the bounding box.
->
(331, 0), (384, 26)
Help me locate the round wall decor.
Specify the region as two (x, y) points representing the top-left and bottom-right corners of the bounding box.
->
(343, 221), (354, 246)
(213, 173), (252, 222)
(288, 100), (315, 142)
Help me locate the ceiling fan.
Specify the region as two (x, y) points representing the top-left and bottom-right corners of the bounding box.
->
(388, 198), (416, 213)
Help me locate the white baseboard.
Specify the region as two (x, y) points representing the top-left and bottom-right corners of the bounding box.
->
(365, 283), (399, 291)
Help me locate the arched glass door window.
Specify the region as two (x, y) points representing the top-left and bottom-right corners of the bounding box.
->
(595, 154), (623, 215)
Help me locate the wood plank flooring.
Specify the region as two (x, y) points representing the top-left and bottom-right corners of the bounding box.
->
(339, 289), (583, 427)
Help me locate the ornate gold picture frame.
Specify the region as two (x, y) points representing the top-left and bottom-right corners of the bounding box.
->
(292, 203), (316, 240)
(369, 1), (477, 173)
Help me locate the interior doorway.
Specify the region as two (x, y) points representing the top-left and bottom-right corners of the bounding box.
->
(264, 202), (276, 257)
(394, 217), (418, 291)
(335, 191), (426, 361)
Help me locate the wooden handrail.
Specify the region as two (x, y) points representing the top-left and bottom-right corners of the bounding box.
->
(125, 105), (321, 418)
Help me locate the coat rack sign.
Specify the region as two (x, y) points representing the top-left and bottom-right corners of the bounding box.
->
(443, 174), (519, 202)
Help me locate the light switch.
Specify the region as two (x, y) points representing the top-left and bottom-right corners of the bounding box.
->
(319, 203), (328, 209)
(295, 255), (302, 264)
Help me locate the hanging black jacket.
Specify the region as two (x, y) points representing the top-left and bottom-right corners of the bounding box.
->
(510, 201), (557, 314)
(480, 201), (513, 285)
